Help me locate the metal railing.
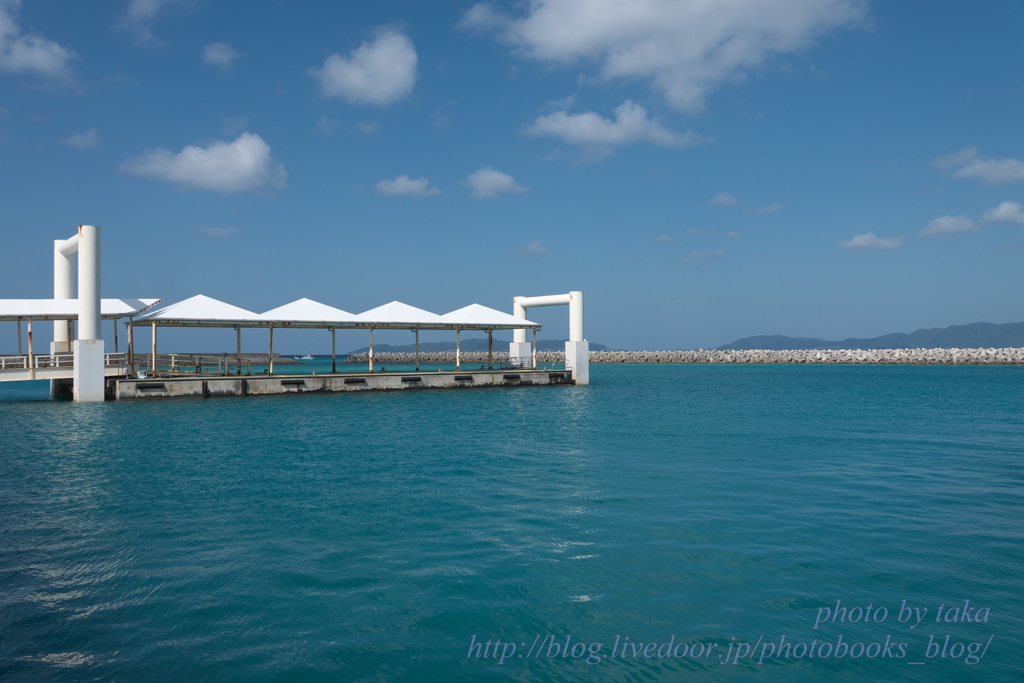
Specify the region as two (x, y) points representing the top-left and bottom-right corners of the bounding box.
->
(0, 353), (128, 371)
(134, 354), (252, 376)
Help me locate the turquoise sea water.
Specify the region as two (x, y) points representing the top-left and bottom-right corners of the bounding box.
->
(1, 364), (1022, 682)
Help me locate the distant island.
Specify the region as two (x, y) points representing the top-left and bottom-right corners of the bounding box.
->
(345, 338), (611, 355)
(718, 321), (1024, 351)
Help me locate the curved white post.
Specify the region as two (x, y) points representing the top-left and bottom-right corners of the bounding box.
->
(510, 291), (588, 384)
(53, 237), (75, 351)
(54, 225), (104, 401)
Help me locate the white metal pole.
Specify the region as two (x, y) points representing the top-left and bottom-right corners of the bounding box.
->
(27, 320), (34, 380)
(17, 320), (22, 356)
(236, 327), (241, 375)
(456, 329), (461, 371)
(268, 328), (274, 375)
(368, 328), (374, 373)
(151, 322), (157, 374)
(415, 328), (420, 371)
(533, 327), (537, 369)
(128, 318), (134, 374)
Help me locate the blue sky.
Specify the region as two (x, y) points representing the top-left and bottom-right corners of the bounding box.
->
(2, 0), (1023, 352)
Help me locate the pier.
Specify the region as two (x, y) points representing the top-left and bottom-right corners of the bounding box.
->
(2, 225), (592, 401)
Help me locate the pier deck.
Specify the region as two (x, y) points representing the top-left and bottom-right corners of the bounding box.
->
(111, 368), (573, 400)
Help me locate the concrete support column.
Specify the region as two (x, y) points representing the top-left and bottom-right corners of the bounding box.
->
(565, 340), (590, 385)
(568, 291), (584, 342)
(72, 225), (104, 402)
(51, 236), (76, 398)
(77, 225), (101, 341)
(512, 290), (588, 383)
(510, 296), (531, 367)
(52, 236), (76, 353)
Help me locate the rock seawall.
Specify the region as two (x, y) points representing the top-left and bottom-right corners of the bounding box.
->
(344, 348), (1024, 365)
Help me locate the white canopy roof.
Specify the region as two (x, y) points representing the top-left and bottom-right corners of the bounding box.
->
(259, 298), (358, 326)
(124, 295), (543, 331)
(355, 301), (449, 326)
(0, 298), (160, 321)
(135, 294), (261, 326)
(441, 304), (540, 329)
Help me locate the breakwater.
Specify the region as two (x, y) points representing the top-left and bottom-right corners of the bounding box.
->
(345, 348), (1024, 365)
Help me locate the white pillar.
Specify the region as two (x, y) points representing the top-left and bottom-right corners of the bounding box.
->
(568, 290), (584, 342)
(53, 236), (76, 352)
(72, 225), (104, 402)
(511, 291), (588, 384)
(456, 329), (461, 371)
(77, 225), (101, 341)
(51, 236), (76, 398)
(368, 328), (374, 373)
(510, 296), (532, 367)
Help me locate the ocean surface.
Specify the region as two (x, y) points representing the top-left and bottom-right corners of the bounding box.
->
(1, 363), (1021, 682)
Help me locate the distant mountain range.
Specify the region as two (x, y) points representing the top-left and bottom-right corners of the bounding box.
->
(718, 321), (1024, 351)
(345, 339), (610, 354)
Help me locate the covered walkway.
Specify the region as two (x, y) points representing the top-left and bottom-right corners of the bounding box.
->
(131, 294), (542, 377)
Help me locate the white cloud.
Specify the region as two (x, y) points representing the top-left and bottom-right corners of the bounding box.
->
(685, 250), (725, 263)
(0, 0), (76, 81)
(726, 230), (743, 239)
(119, 132), (287, 192)
(920, 215), (978, 236)
(527, 99), (708, 160)
(708, 192), (737, 206)
(981, 201), (1024, 225)
(310, 29), (417, 106)
(840, 233), (903, 249)
(654, 234), (676, 243)
(457, 3), (511, 33)
(464, 167), (527, 199)
(516, 240), (548, 254)
(195, 226), (238, 237)
(63, 127), (99, 149)
(748, 202), (783, 215)
(375, 175), (441, 197)
(461, 0), (868, 112)
(118, 0), (182, 46)
(355, 120), (380, 135)
(202, 42), (239, 69)
(933, 146), (1024, 185)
